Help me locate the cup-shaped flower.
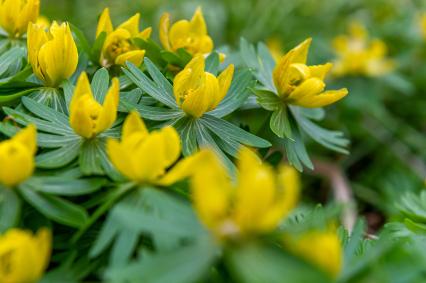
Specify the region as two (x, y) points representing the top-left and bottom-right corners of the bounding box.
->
(191, 147), (300, 239)
(273, 38), (348, 108)
(27, 21), (78, 87)
(0, 228), (51, 283)
(0, 0), (39, 38)
(159, 7), (213, 56)
(174, 55), (234, 118)
(96, 8), (152, 67)
(69, 72), (119, 139)
(332, 22), (394, 77)
(285, 229), (342, 278)
(107, 111), (202, 185)
(0, 125), (37, 187)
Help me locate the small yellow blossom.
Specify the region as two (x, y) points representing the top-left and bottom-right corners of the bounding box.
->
(273, 38), (348, 108)
(332, 22), (394, 77)
(419, 13), (426, 40)
(0, 0), (39, 38)
(285, 229), (343, 278)
(174, 55), (234, 118)
(107, 111), (203, 185)
(27, 21), (78, 87)
(35, 16), (50, 29)
(0, 125), (36, 187)
(96, 8), (151, 67)
(159, 7), (213, 56)
(0, 228), (51, 283)
(191, 147), (300, 239)
(69, 72), (119, 139)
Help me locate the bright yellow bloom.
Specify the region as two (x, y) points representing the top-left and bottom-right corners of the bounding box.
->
(0, 0), (39, 38)
(35, 16), (50, 29)
(159, 7), (213, 56)
(191, 147), (300, 239)
(27, 21), (78, 87)
(107, 111), (202, 185)
(174, 55), (234, 118)
(69, 72), (119, 139)
(96, 8), (151, 67)
(285, 229), (343, 278)
(0, 228), (51, 283)
(332, 22), (394, 77)
(273, 38), (348, 108)
(0, 125), (36, 187)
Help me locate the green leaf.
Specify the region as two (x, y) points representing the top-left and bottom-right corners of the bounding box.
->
(105, 236), (218, 283)
(208, 69), (255, 118)
(121, 99), (184, 121)
(19, 186), (88, 227)
(280, 122), (313, 171)
(24, 176), (106, 196)
(205, 52), (220, 75)
(91, 67), (109, 103)
(201, 114), (271, 148)
(37, 133), (81, 148)
(22, 96), (71, 128)
(172, 117), (198, 156)
(270, 106), (292, 139)
(26, 88), (68, 113)
(133, 38), (166, 67)
(0, 187), (21, 232)
(252, 88), (281, 111)
(123, 62), (178, 109)
(0, 87), (40, 104)
(0, 47), (25, 77)
(36, 140), (82, 169)
(79, 139), (105, 175)
(70, 23), (91, 56)
(144, 58), (174, 100)
(90, 31), (106, 64)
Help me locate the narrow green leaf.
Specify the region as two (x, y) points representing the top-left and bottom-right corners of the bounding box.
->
(270, 106), (292, 139)
(0, 187), (21, 232)
(205, 52), (220, 75)
(122, 99), (184, 121)
(36, 140), (82, 168)
(91, 67), (109, 103)
(25, 176), (106, 196)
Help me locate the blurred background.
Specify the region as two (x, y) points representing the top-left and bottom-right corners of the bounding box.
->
(41, 0), (426, 232)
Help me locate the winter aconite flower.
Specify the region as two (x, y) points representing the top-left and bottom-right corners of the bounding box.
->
(0, 228), (51, 283)
(27, 21), (78, 87)
(70, 72), (119, 139)
(174, 55), (234, 117)
(96, 8), (152, 67)
(107, 111), (203, 185)
(0, 0), (39, 38)
(273, 38), (348, 108)
(332, 22), (394, 77)
(159, 7), (213, 56)
(285, 229), (343, 278)
(0, 125), (36, 188)
(191, 147), (300, 239)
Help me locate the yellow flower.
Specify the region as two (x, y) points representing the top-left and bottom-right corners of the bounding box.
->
(27, 21), (78, 87)
(35, 16), (50, 29)
(107, 111), (203, 185)
(285, 229), (343, 278)
(159, 7), (213, 56)
(0, 125), (37, 187)
(421, 13), (426, 40)
(174, 55), (234, 118)
(332, 22), (394, 77)
(0, 0), (39, 38)
(96, 8), (151, 67)
(266, 37), (284, 62)
(69, 72), (119, 139)
(191, 147), (300, 239)
(273, 38), (348, 108)
(0, 228), (51, 283)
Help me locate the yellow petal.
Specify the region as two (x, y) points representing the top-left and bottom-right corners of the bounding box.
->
(117, 13), (140, 36)
(168, 19), (191, 50)
(309, 63), (332, 80)
(0, 142), (34, 187)
(70, 72), (92, 115)
(273, 50), (296, 96)
(190, 149), (232, 229)
(27, 22), (48, 83)
(107, 138), (139, 181)
(13, 124), (37, 154)
(296, 88), (348, 108)
(0, 0), (39, 37)
(190, 7), (207, 36)
(173, 55), (205, 105)
(122, 111), (148, 140)
(137, 26), (152, 40)
(69, 94), (96, 139)
(96, 77), (120, 134)
(292, 38), (312, 64)
(159, 12), (171, 50)
(212, 64), (234, 109)
(181, 83), (214, 118)
(287, 77), (325, 102)
(233, 147), (277, 233)
(115, 50), (145, 66)
(159, 126), (181, 167)
(96, 8), (113, 37)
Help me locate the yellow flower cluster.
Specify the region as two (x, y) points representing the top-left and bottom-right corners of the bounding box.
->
(332, 22), (394, 77)
(273, 38), (348, 108)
